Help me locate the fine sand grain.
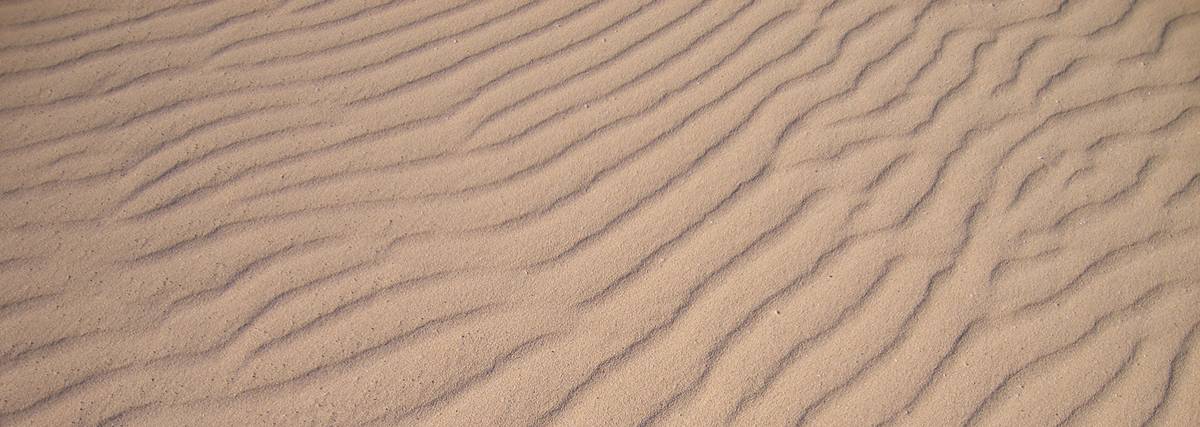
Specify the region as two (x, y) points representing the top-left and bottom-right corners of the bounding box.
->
(1, 0), (1199, 425)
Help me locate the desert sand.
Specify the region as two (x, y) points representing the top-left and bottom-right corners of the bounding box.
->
(0, 0), (1198, 425)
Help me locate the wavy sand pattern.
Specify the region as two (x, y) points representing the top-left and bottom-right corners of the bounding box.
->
(1, 0), (1199, 425)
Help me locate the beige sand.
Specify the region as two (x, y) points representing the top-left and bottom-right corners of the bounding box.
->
(1, 0), (1199, 425)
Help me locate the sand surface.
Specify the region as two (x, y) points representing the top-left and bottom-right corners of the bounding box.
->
(1, 0), (1199, 425)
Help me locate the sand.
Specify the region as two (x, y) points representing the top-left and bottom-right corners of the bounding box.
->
(1, 0), (1198, 425)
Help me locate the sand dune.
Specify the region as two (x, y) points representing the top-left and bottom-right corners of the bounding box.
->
(1, 0), (1199, 425)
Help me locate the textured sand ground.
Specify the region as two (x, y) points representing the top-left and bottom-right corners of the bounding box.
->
(1, 0), (1199, 425)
